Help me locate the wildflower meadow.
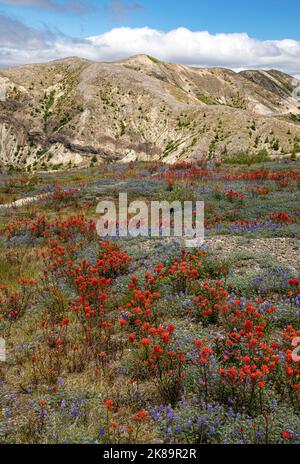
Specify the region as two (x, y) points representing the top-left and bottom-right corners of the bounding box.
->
(0, 159), (299, 445)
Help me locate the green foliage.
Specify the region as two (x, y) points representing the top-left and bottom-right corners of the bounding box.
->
(163, 181), (196, 202)
(197, 93), (219, 105)
(222, 148), (271, 165)
(147, 55), (160, 64)
(42, 90), (55, 133)
(290, 113), (300, 123)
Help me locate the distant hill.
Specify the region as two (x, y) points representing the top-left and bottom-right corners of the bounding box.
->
(0, 54), (300, 170)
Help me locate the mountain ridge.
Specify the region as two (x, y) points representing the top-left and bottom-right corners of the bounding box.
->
(0, 55), (300, 170)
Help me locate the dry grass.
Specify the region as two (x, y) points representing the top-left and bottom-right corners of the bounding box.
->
(0, 246), (42, 289)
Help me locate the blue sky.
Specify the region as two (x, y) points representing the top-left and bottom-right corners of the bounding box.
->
(0, 0), (300, 76)
(1, 0), (300, 40)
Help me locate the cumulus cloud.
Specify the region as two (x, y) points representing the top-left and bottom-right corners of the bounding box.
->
(87, 28), (300, 75)
(0, 23), (300, 77)
(105, 0), (143, 20)
(0, 0), (93, 14)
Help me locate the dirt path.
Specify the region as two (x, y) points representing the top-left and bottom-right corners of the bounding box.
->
(0, 193), (51, 210)
(0, 339), (5, 362)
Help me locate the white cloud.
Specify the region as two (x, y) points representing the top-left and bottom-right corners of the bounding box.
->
(1, 24), (300, 77)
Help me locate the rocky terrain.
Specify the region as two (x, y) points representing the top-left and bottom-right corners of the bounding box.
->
(0, 54), (300, 170)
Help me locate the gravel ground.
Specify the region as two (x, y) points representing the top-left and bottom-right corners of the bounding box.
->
(205, 236), (300, 272)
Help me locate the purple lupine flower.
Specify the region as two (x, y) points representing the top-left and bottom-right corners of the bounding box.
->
(196, 417), (206, 426)
(256, 432), (264, 440)
(271, 399), (278, 408)
(118, 365), (127, 375)
(70, 404), (78, 418)
(167, 410), (175, 421)
(150, 408), (160, 420)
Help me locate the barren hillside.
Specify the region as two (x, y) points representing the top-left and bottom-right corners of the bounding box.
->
(0, 55), (300, 170)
